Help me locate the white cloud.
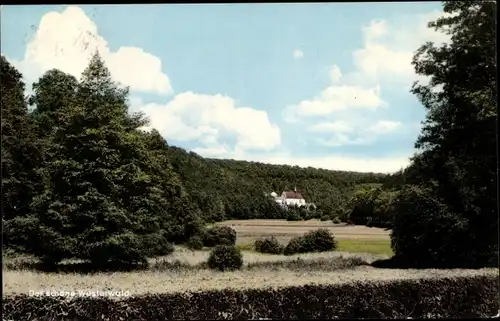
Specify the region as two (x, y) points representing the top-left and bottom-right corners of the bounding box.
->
(132, 92), (281, 153)
(344, 11), (452, 87)
(8, 6), (172, 95)
(309, 120), (353, 133)
(190, 147), (410, 174)
(363, 20), (388, 43)
(293, 49), (304, 59)
(329, 65), (342, 83)
(309, 119), (402, 147)
(5, 5), (281, 159)
(284, 78), (385, 120)
(318, 134), (364, 147)
(283, 9), (451, 149)
(367, 120), (402, 134)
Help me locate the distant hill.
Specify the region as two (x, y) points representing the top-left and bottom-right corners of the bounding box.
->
(166, 146), (389, 222)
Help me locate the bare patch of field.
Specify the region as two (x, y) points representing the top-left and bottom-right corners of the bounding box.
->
(215, 219), (390, 243)
(3, 266), (496, 297)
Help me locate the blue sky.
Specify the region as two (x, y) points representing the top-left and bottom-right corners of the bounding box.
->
(1, 3), (449, 173)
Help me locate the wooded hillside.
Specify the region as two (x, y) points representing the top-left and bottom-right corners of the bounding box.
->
(156, 144), (388, 222)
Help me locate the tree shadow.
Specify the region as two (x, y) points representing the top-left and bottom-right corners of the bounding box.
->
(11, 260), (149, 274)
(6, 258), (210, 274)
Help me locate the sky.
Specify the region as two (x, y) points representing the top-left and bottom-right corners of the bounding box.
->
(1, 3), (450, 173)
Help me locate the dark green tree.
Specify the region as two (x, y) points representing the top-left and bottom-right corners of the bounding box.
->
(392, 1), (497, 267)
(1, 56), (43, 250)
(28, 69), (79, 138)
(141, 128), (205, 243)
(21, 53), (174, 265)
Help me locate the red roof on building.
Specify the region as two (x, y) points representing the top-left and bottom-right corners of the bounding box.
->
(283, 191), (304, 199)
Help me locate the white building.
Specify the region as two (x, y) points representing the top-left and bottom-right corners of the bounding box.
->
(269, 189), (307, 208)
(280, 190), (306, 207)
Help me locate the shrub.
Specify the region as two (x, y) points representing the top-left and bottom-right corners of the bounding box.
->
(254, 236), (284, 254)
(87, 232), (172, 267)
(284, 236), (305, 255)
(320, 215), (330, 221)
(186, 235), (203, 250)
(202, 226), (237, 247)
(332, 217), (341, 224)
(3, 275), (499, 319)
(303, 228), (337, 252)
(207, 245), (243, 271)
(284, 228), (337, 255)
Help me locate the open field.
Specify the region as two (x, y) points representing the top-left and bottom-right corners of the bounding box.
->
(235, 239), (393, 256)
(214, 219), (393, 255)
(215, 219), (390, 241)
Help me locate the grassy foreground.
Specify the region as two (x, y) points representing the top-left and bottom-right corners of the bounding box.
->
(3, 245), (498, 319)
(3, 246), (495, 296)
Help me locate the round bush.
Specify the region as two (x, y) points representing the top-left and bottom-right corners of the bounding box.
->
(320, 215), (330, 221)
(186, 235), (203, 250)
(302, 228), (337, 253)
(207, 245), (243, 271)
(254, 236), (284, 254)
(284, 236), (305, 255)
(284, 228), (337, 255)
(332, 217), (341, 224)
(203, 226), (237, 247)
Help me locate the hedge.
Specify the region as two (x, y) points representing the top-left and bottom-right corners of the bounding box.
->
(3, 275), (498, 320)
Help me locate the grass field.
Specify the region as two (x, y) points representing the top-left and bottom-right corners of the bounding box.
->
(4, 264), (496, 297)
(236, 239), (393, 256)
(7, 219), (492, 300)
(3, 245), (497, 297)
(218, 219), (393, 256)
(337, 239), (393, 256)
(215, 219), (390, 240)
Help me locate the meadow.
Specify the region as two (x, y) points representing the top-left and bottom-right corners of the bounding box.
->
(217, 219), (393, 256)
(3, 219), (498, 319)
(2, 219), (493, 296)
